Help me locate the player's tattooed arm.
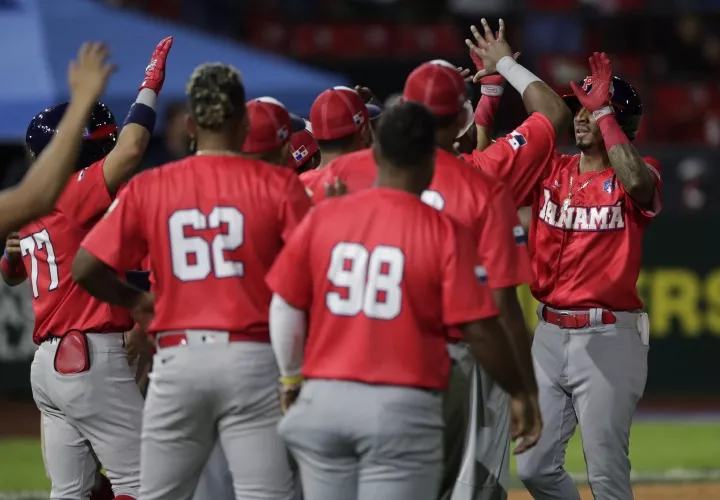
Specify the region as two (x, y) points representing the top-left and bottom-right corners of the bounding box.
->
(607, 143), (656, 209)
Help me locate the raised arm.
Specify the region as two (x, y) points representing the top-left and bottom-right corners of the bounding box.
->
(102, 37), (173, 195)
(0, 43), (115, 240)
(467, 19), (571, 137)
(570, 53), (656, 209)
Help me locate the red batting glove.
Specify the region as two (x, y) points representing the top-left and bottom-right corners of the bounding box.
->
(569, 52), (613, 113)
(139, 36), (173, 93)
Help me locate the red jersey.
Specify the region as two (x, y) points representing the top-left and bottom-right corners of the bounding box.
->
(18, 160), (132, 344)
(266, 188), (499, 390)
(298, 168), (328, 204)
(471, 113), (557, 207)
(80, 154), (312, 338)
(525, 153), (662, 310)
(325, 148), (532, 291)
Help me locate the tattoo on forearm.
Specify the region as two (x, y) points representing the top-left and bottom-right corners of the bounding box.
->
(607, 143), (655, 206)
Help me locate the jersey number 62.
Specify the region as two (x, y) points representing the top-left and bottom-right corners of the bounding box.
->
(168, 207), (244, 282)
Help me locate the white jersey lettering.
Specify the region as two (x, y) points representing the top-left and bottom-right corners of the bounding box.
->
(539, 188), (626, 232)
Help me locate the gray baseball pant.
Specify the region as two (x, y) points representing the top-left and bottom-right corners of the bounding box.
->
(438, 344), (510, 500)
(192, 442), (235, 500)
(515, 306), (648, 500)
(31, 333), (144, 500)
(139, 339), (295, 500)
(279, 379), (444, 500)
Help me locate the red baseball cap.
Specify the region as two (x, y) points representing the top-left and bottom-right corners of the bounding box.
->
(242, 97), (292, 154)
(310, 86), (369, 141)
(403, 60), (467, 116)
(288, 129), (319, 169)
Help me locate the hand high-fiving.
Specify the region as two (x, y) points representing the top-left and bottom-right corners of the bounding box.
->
(570, 52), (613, 112)
(68, 42), (117, 104)
(465, 19), (514, 81)
(140, 36), (174, 94)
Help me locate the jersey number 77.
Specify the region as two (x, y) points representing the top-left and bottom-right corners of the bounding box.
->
(20, 229), (59, 299)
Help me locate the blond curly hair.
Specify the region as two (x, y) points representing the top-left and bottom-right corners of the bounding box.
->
(186, 63), (245, 130)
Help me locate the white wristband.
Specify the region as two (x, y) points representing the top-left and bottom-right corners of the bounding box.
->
(496, 56), (541, 97)
(136, 88), (158, 111)
(592, 106), (614, 121)
(481, 84), (504, 97)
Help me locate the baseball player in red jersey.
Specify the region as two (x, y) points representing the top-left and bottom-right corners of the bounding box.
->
(495, 53), (657, 500)
(266, 102), (541, 500)
(313, 59), (542, 500)
(299, 87), (371, 202)
(1, 38), (172, 500)
(0, 43), (115, 242)
(72, 62), (311, 500)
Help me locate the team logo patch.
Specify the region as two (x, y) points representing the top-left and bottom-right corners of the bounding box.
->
(352, 111), (365, 127)
(506, 130), (527, 151)
(293, 146), (308, 163)
(603, 179), (615, 194)
(277, 125), (289, 141)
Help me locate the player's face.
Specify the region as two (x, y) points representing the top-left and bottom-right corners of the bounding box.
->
(574, 107), (601, 150)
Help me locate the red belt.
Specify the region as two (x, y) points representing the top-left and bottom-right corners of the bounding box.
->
(541, 307), (616, 329)
(156, 330), (270, 348)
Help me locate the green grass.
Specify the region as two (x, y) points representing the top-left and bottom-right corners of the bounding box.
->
(1, 422), (719, 491)
(0, 438), (50, 491)
(510, 421), (720, 476)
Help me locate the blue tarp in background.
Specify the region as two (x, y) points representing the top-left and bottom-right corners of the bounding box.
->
(0, 0), (347, 141)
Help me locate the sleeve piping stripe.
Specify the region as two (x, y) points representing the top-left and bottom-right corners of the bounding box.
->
(645, 163), (661, 182)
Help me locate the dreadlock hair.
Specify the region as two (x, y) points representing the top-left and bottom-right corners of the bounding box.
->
(186, 63), (246, 131)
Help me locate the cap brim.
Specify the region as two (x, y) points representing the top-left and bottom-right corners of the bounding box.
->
(367, 104), (384, 120)
(455, 100), (475, 139)
(563, 94), (582, 114)
(289, 113), (307, 133)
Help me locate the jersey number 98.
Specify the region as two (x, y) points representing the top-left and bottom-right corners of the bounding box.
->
(168, 207), (244, 282)
(326, 243), (405, 320)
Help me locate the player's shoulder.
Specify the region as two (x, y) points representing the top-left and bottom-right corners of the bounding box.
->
(642, 156), (662, 175)
(326, 148), (374, 173)
(550, 151), (579, 171)
(299, 167), (327, 185)
(438, 149), (495, 194)
(518, 112), (555, 135)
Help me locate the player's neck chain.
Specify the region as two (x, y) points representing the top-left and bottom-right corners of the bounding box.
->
(196, 149), (243, 157)
(562, 169), (603, 213)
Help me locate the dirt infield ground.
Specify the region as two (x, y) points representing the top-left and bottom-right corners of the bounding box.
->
(509, 483), (720, 499)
